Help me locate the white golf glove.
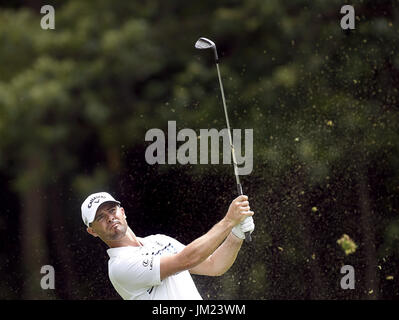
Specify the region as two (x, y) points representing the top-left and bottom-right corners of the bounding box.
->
(232, 216), (255, 240)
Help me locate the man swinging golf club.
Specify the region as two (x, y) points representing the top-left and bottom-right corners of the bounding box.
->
(81, 191), (255, 300)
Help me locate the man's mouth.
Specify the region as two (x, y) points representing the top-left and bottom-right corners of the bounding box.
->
(110, 221), (120, 230)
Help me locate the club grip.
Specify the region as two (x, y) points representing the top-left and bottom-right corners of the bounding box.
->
(245, 231), (252, 242)
(237, 183), (252, 243)
(237, 183), (243, 196)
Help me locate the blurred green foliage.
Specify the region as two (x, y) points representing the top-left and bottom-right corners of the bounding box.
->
(0, 0), (398, 299)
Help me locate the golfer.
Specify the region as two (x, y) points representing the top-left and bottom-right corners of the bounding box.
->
(81, 191), (255, 300)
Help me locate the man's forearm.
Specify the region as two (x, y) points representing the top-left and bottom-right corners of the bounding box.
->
(207, 232), (243, 276)
(189, 232), (243, 276)
(179, 218), (235, 271)
(160, 195), (251, 280)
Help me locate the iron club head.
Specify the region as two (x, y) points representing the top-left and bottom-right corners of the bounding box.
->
(195, 37), (219, 62)
(195, 37), (215, 49)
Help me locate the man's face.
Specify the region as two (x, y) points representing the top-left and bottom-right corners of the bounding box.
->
(87, 202), (128, 241)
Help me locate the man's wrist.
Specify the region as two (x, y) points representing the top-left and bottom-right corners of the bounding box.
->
(231, 229), (245, 240)
(231, 223), (245, 240)
(221, 217), (236, 230)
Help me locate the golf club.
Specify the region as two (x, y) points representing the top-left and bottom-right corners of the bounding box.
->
(195, 37), (252, 243)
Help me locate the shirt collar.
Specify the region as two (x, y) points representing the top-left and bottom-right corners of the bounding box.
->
(107, 238), (145, 258)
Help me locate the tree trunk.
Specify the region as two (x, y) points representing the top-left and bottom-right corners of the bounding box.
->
(20, 156), (55, 299)
(48, 185), (79, 299)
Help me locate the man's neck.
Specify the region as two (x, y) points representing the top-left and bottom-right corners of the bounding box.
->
(106, 227), (142, 248)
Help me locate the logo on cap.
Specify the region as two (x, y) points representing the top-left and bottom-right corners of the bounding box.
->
(88, 195), (106, 209)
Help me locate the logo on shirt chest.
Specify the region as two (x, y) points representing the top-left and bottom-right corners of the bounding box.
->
(142, 256), (154, 270)
(140, 240), (178, 270)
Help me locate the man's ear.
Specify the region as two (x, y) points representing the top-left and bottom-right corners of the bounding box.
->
(87, 227), (99, 237)
(120, 207), (126, 219)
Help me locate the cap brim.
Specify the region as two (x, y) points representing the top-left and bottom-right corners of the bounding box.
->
(88, 200), (121, 226)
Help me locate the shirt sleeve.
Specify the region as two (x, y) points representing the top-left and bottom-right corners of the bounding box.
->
(158, 234), (186, 253)
(110, 254), (161, 292)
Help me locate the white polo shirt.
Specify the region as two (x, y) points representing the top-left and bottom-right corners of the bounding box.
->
(107, 234), (203, 300)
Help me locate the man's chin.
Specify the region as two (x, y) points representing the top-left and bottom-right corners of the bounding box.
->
(109, 225), (127, 240)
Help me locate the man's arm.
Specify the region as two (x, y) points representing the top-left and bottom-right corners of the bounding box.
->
(160, 195), (253, 280)
(189, 232), (243, 276)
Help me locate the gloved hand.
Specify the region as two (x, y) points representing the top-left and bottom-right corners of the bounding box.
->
(232, 216), (255, 240)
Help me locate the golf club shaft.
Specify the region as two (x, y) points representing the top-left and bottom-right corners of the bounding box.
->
(215, 63), (252, 243)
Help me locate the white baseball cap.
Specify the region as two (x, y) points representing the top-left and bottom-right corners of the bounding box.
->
(81, 192), (121, 227)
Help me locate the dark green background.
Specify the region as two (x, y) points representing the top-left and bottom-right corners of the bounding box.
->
(0, 0), (398, 299)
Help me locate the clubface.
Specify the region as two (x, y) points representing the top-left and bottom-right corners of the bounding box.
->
(195, 37), (215, 49)
(195, 37), (219, 62)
